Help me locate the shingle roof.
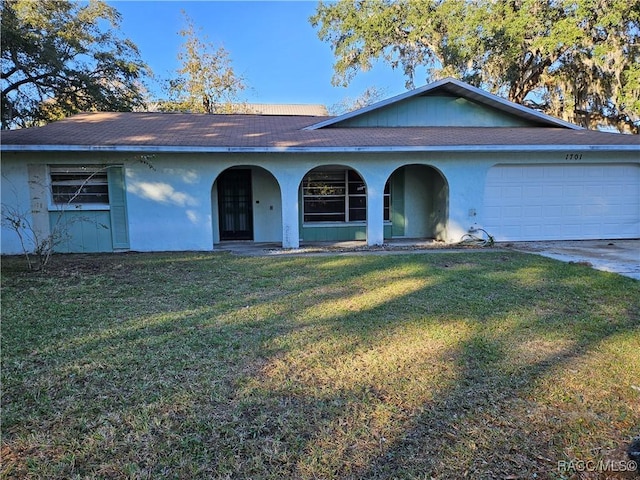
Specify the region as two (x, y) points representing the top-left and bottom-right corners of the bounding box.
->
(1, 111), (638, 151)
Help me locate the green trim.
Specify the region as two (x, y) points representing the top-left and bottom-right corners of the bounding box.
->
(391, 170), (405, 236)
(48, 165), (129, 253)
(50, 210), (113, 253)
(301, 224), (366, 242)
(108, 166), (130, 250)
(301, 223), (393, 242)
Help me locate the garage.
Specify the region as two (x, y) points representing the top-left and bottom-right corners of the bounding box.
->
(483, 164), (640, 241)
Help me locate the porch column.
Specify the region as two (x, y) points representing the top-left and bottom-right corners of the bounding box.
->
(280, 178), (300, 249)
(366, 180), (385, 246)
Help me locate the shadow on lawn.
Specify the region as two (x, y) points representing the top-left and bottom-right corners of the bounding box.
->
(352, 311), (638, 479)
(247, 256), (639, 479)
(1, 251), (638, 479)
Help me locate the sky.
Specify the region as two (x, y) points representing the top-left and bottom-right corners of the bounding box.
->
(107, 0), (418, 110)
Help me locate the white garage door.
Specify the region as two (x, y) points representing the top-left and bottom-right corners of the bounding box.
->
(483, 164), (640, 241)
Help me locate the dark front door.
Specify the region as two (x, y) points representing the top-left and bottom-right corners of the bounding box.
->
(218, 169), (253, 240)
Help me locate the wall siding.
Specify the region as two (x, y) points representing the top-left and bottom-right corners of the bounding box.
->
(301, 224), (392, 242)
(51, 210), (113, 253)
(108, 166), (130, 249)
(338, 96), (532, 127)
(390, 169), (406, 237)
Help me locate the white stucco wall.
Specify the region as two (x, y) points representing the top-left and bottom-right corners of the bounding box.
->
(125, 157), (216, 251)
(247, 167), (282, 242)
(1, 149), (638, 255)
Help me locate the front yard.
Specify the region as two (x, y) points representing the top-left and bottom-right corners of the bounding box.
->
(1, 250), (638, 479)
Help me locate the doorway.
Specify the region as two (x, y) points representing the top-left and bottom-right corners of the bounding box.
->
(217, 169), (253, 240)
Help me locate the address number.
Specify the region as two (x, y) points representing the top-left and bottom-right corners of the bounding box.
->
(565, 153), (583, 160)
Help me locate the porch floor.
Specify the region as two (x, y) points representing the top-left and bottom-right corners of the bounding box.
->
(214, 238), (454, 256)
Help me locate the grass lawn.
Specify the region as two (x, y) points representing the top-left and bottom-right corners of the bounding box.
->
(1, 250), (639, 479)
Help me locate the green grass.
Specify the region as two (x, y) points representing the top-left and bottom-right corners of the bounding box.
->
(1, 251), (639, 479)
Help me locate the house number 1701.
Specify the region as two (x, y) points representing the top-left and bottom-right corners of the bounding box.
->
(565, 153), (583, 160)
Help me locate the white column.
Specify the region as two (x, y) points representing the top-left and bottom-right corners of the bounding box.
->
(280, 177), (300, 249)
(366, 178), (385, 246)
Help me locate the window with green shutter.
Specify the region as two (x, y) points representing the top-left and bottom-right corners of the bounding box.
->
(50, 166), (109, 205)
(48, 165), (129, 252)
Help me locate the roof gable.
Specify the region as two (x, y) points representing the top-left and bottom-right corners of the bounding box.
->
(306, 78), (582, 130)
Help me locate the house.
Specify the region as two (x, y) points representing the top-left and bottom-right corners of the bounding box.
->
(1, 78), (639, 255)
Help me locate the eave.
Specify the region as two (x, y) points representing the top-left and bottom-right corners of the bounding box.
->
(2, 144), (638, 154)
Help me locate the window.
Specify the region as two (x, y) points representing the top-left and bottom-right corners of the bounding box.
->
(303, 170), (347, 222)
(302, 168), (391, 223)
(50, 166), (109, 205)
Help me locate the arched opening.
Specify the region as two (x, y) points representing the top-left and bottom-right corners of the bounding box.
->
(299, 166), (369, 242)
(212, 166), (282, 244)
(386, 165), (449, 241)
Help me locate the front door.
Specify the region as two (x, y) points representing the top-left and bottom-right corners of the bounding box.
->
(218, 169), (253, 240)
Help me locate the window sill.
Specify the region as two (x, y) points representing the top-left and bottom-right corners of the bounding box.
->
(303, 222), (392, 227)
(303, 222), (365, 227)
(49, 204), (111, 212)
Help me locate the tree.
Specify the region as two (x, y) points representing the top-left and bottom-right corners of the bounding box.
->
(329, 85), (388, 114)
(161, 13), (246, 114)
(1, 0), (150, 130)
(311, 0), (640, 133)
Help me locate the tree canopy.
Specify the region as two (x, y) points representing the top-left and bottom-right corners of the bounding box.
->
(160, 13), (246, 114)
(1, 0), (149, 129)
(311, 0), (640, 133)
(329, 85), (388, 114)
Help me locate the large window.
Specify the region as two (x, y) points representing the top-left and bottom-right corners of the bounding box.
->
(50, 166), (109, 205)
(303, 168), (390, 222)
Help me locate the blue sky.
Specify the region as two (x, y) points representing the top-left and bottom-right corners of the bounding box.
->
(107, 1), (417, 109)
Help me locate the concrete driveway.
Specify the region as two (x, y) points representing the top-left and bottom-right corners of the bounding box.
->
(505, 239), (640, 280)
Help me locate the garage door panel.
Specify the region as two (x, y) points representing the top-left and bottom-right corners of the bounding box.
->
(621, 183), (640, 195)
(586, 167), (604, 178)
(616, 204), (638, 216)
(564, 185), (586, 197)
(545, 167), (565, 179)
(524, 168), (545, 179)
(502, 186), (523, 199)
(561, 204), (582, 216)
(483, 164), (640, 241)
(523, 206), (542, 217)
(561, 224), (583, 237)
(543, 185), (564, 198)
(503, 206), (522, 218)
(522, 225), (542, 237)
(523, 185), (543, 197)
(543, 205), (563, 217)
